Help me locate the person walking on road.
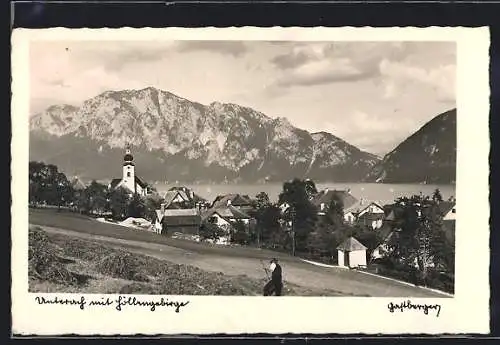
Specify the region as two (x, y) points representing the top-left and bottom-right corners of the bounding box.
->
(263, 258), (283, 296)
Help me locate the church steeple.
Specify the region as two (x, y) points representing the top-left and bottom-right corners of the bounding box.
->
(122, 144), (136, 193)
(123, 144), (134, 166)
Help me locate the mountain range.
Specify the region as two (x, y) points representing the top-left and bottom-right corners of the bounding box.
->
(29, 87), (455, 184)
(364, 108), (456, 184)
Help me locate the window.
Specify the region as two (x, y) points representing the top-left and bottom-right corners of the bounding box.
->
(127, 172), (131, 177)
(452, 208), (456, 214)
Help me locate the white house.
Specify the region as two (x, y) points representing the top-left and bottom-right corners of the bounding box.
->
(371, 229), (395, 260)
(439, 200), (456, 244)
(108, 146), (148, 197)
(440, 201), (456, 221)
(202, 205), (252, 228)
(344, 199), (385, 229)
(337, 236), (368, 268)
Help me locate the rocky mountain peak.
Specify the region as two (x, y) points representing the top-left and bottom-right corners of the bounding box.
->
(30, 87), (381, 183)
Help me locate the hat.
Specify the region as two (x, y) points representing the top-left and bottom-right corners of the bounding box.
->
(270, 258), (278, 263)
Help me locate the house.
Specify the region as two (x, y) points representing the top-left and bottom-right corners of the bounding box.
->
(163, 186), (207, 209)
(70, 176), (87, 191)
(439, 200), (456, 244)
(202, 205), (253, 228)
(163, 190), (191, 209)
(211, 194), (255, 215)
(313, 189), (359, 216)
(371, 223), (396, 260)
(153, 208), (201, 235)
(312, 189), (385, 228)
(108, 146), (148, 197)
(201, 205), (256, 240)
(337, 236), (368, 268)
(439, 201), (456, 220)
(344, 199), (385, 229)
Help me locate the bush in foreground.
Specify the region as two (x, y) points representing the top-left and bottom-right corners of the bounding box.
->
(28, 227), (80, 286)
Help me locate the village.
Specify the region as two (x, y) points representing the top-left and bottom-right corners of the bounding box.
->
(29, 145), (456, 292)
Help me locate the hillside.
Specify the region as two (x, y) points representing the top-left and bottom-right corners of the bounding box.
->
(364, 109), (456, 184)
(29, 87), (379, 183)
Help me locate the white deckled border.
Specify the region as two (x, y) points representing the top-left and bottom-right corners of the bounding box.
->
(11, 26), (490, 335)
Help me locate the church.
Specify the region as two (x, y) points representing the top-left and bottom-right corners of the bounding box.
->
(108, 146), (148, 197)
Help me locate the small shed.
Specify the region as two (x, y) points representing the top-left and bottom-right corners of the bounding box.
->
(337, 236), (368, 268)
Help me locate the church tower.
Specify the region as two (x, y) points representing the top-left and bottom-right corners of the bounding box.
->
(122, 145), (136, 194)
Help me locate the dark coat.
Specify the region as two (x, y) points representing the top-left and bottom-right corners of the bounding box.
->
(272, 263), (282, 284)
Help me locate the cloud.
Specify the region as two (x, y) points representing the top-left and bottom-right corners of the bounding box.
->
(270, 42), (456, 90)
(379, 59), (456, 103)
(271, 43), (329, 69)
(324, 110), (415, 155)
(275, 58), (377, 87)
(176, 41), (248, 57)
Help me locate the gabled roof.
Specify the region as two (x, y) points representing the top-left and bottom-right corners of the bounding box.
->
(438, 201), (455, 216)
(211, 194), (253, 208)
(135, 176), (147, 188)
(375, 223), (394, 244)
(109, 176), (147, 190)
(156, 208), (201, 226)
(165, 187), (207, 205)
(312, 189), (358, 210)
(336, 236), (367, 251)
(345, 200), (384, 214)
(109, 178), (122, 189)
(71, 177), (87, 190)
(163, 190), (190, 208)
(202, 205), (251, 221)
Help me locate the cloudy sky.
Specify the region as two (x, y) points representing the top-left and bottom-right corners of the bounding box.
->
(30, 40), (455, 156)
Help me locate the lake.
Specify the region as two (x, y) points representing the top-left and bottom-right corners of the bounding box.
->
(152, 182), (456, 206)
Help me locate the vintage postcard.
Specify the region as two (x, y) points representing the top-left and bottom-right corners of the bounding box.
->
(11, 27), (490, 335)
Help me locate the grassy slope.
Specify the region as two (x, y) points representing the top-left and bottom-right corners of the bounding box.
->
(29, 208), (297, 262)
(29, 226), (346, 296)
(28, 208), (450, 297)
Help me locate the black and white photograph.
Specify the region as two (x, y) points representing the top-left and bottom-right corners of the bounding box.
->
(11, 27), (490, 335)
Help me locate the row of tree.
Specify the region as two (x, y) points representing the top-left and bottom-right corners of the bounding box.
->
(29, 161), (161, 221)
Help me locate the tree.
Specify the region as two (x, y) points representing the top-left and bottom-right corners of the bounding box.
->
(304, 179), (318, 199)
(254, 204), (282, 248)
(28, 161), (75, 208)
(255, 191), (271, 209)
(144, 194), (162, 221)
(199, 222), (226, 243)
(321, 193), (345, 229)
(278, 178), (318, 253)
(386, 194), (452, 284)
(306, 221), (337, 259)
(231, 220), (250, 245)
(85, 180), (108, 215)
(108, 187), (130, 220)
(128, 194), (146, 218)
(432, 188), (443, 203)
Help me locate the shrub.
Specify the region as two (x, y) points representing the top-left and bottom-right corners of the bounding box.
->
(95, 252), (142, 281)
(28, 227), (80, 286)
